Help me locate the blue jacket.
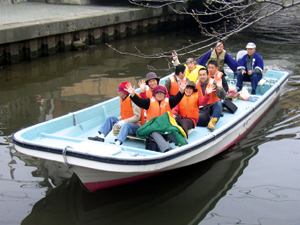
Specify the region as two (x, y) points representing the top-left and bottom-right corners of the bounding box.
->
(197, 50), (239, 73)
(238, 52), (264, 74)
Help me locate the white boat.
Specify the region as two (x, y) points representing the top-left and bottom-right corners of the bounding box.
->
(12, 69), (289, 192)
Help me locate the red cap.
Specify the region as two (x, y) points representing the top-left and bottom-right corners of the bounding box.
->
(152, 85), (167, 96)
(118, 81), (129, 95)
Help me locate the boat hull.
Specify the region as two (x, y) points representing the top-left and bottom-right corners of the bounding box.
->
(72, 91), (281, 191)
(13, 70), (289, 192)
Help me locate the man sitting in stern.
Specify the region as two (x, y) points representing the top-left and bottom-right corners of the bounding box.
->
(236, 42), (264, 95)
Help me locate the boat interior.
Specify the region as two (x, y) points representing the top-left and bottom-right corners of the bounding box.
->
(14, 70), (284, 157)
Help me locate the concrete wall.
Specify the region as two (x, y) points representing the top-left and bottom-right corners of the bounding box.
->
(0, 7), (189, 65)
(46, 0), (94, 5)
(0, 0), (93, 5)
(0, 0), (28, 4)
(0, 0), (12, 4)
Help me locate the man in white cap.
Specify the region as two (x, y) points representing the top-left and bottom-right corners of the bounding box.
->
(236, 42), (264, 95)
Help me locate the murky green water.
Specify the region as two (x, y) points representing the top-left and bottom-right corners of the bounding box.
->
(1, 7), (300, 224)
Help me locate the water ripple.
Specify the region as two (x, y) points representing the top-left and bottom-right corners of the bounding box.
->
(201, 212), (300, 225)
(228, 185), (300, 202)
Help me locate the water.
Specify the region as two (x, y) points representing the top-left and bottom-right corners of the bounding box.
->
(1, 7), (300, 224)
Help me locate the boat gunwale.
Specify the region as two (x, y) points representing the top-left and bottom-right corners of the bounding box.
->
(12, 70), (289, 166)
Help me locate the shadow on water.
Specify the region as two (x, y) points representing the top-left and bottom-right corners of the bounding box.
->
(20, 148), (258, 225)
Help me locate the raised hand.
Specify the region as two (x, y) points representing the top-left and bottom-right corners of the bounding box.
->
(216, 79), (223, 89)
(179, 79), (187, 92)
(125, 82), (135, 95)
(138, 79), (146, 93)
(206, 85), (213, 94)
(172, 50), (178, 61)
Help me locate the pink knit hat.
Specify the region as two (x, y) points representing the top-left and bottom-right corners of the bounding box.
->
(118, 81), (129, 95)
(152, 85), (167, 96)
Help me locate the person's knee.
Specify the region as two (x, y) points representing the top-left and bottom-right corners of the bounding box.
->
(121, 123), (129, 129)
(198, 113), (210, 127)
(215, 101), (223, 109)
(107, 115), (117, 122)
(237, 71), (243, 77)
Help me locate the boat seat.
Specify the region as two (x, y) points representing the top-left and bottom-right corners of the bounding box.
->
(242, 77), (266, 86)
(127, 134), (146, 141)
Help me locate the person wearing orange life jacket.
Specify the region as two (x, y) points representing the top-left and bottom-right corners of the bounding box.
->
(88, 81), (143, 145)
(172, 80), (212, 136)
(126, 82), (187, 152)
(208, 60), (229, 93)
(139, 72), (159, 98)
(139, 72), (169, 99)
(196, 66), (227, 130)
(165, 64), (190, 96)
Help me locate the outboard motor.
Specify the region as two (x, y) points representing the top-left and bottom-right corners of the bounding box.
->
(236, 50), (247, 63)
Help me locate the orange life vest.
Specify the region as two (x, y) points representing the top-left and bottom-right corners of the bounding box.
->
(177, 92), (199, 119)
(120, 93), (145, 125)
(209, 71), (223, 81)
(168, 75), (181, 96)
(146, 89), (153, 98)
(146, 97), (173, 122)
(196, 78), (219, 104)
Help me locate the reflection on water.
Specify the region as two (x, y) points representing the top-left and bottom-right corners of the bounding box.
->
(20, 147), (257, 225)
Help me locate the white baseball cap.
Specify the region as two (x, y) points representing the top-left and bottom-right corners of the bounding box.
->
(246, 42), (256, 49)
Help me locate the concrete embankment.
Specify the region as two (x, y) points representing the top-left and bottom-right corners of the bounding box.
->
(0, 2), (189, 65)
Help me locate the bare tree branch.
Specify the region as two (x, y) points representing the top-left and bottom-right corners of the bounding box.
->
(106, 0), (300, 70)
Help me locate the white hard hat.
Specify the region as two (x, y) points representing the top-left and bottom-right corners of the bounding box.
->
(246, 42), (256, 49)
